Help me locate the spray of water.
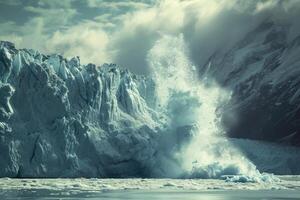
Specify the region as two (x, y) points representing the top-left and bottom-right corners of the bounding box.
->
(147, 34), (264, 180)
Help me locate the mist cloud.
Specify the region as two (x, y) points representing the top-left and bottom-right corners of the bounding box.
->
(110, 0), (300, 74)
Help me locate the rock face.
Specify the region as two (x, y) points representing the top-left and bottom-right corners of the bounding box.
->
(202, 21), (300, 145)
(0, 41), (167, 178)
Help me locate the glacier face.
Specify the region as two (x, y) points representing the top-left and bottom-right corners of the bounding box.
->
(0, 41), (167, 178)
(201, 21), (300, 145)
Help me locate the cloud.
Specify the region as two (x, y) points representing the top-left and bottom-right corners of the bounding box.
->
(87, 0), (152, 10)
(23, 6), (77, 31)
(35, 0), (75, 8)
(45, 21), (111, 65)
(0, 6), (77, 53)
(0, 17), (45, 50)
(1, 0), (300, 74)
(109, 0), (186, 74)
(255, 0), (279, 13)
(0, 0), (78, 55)
(0, 0), (22, 6)
(107, 0), (300, 74)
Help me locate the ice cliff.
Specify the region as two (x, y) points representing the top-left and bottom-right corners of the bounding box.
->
(0, 41), (166, 177)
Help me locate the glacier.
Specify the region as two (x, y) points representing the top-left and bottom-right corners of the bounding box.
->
(0, 41), (164, 178)
(0, 21), (300, 179)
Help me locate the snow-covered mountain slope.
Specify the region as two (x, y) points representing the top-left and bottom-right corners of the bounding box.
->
(202, 21), (300, 145)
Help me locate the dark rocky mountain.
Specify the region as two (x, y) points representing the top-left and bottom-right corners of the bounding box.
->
(201, 21), (300, 145)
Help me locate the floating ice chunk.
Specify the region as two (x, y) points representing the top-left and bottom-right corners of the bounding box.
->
(222, 173), (280, 183)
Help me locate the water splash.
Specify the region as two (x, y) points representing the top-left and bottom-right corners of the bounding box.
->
(147, 34), (263, 180)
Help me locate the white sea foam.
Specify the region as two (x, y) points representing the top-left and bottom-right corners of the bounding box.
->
(0, 177), (297, 192)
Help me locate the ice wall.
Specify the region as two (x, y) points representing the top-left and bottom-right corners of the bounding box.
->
(0, 41), (163, 177)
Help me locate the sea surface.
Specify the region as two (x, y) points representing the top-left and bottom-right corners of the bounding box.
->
(0, 176), (299, 199)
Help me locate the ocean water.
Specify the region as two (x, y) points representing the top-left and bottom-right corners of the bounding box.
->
(0, 177), (300, 200)
(1, 189), (300, 200)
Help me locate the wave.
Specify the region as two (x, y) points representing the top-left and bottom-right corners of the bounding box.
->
(147, 34), (271, 181)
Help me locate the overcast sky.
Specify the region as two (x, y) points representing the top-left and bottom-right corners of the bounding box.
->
(0, 0), (299, 74)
